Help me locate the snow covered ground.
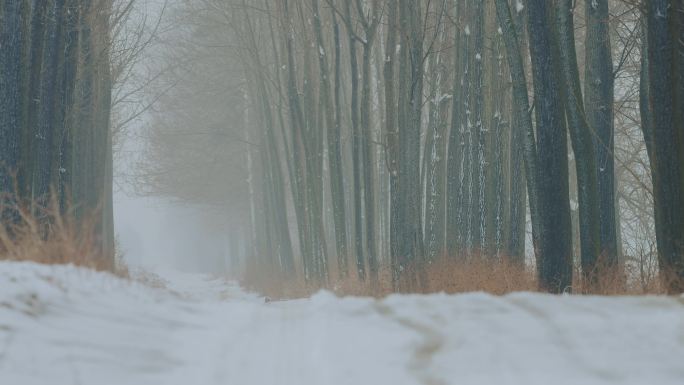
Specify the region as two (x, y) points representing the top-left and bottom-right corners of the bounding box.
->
(1, 261), (683, 385)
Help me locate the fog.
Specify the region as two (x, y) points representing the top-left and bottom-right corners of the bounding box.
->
(104, 0), (678, 295)
(113, 0), (246, 275)
(2, 1), (684, 383)
(115, 194), (231, 272)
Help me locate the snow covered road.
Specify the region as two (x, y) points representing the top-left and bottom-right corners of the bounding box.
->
(1, 262), (683, 385)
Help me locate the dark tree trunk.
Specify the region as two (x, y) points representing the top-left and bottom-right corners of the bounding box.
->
(526, 0), (574, 293)
(331, 10), (350, 276)
(34, 0), (67, 209)
(495, 0), (540, 261)
(644, 0), (684, 293)
(342, 0), (366, 280)
(446, 0), (469, 257)
(392, 0), (424, 290)
(469, 0), (486, 253)
(313, 0), (349, 277)
(0, 1), (26, 201)
(585, 0), (618, 272)
(553, 0), (601, 288)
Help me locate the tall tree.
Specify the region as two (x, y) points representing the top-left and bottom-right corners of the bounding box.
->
(526, 0), (574, 293)
(424, 2), (450, 261)
(0, 1), (27, 203)
(340, 0), (366, 280)
(494, 0), (540, 261)
(553, 0), (601, 287)
(469, 0), (486, 253)
(643, 0), (684, 293)
(355, 0), (381, 278)
(446, 0), (469, 257)
(312, 0), (348, 275)
(392, 0), (424, 289)
(585, 0), (618, 271)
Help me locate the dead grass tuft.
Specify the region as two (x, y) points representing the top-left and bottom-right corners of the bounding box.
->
(421, 256), (538, 295)
(0, 197), (124, 277)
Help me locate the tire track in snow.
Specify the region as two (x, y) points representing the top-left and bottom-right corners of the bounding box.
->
(373, 301), (446, 385)
(506, 296), (625, 382)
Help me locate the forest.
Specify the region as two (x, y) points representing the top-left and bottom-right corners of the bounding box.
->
(137, 0), (684, 295)
(0, 0), (152, 271)
(2, 0), (684, 294)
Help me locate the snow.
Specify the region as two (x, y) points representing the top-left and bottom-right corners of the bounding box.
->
(432, 93), (451, 105)
(2, 261), (684, 385)
(516, 0), (524, 13)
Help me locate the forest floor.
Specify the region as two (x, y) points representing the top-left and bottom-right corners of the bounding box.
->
(1, 261), (684, 385)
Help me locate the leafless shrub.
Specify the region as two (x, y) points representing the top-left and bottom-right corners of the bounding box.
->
(0, 194), (125, 277)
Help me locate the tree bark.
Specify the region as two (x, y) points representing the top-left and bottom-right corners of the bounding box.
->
(553, 0), (601, 288)
(585, 0), (618, 272)
(494, 0), (540, 262)
(644, 0), (684, 293)
(526, 0), (574, 293)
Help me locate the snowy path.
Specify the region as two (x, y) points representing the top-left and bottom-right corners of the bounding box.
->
(1, 262), (684, 385)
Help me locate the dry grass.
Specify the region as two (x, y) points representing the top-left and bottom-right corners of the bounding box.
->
(242, 261), (313, 299)
(0, 198), (125, 277)
(242, 257), (535, 300)
(421, 257), (538, 295)
(242, 254), (668, 300)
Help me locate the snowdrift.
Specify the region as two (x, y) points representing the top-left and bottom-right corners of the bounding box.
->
(1, 261), (683, 385)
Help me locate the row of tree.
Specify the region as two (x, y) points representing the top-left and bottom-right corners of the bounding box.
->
(0, 0), (116, 265)
(142, 0), (683, 293)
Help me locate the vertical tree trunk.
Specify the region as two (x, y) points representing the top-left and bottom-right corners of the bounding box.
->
(553, 0), (601, 288)
(495, 0), (540, 261)
(342, 0), (366, 280)
(17, 0), (32, 201)
(312, 0), (348, 277)
(644, 0), (684, 293)
(355, 0), (381, 279)
(469, 0), (486, 253)
(57, 0), (81, 211)
(424, 11), (450, 261)
(385, 0), (401, 277)
(484, 2), (506, 257)
(331, 9), (350, 276)
(446, 0), (467, 257)
(585, 0), (618, 271)
(526, 0), (574, 293)
(0, 1), (26, 202)
(34, 0), (66, 210)
(392, 0), (424, 290)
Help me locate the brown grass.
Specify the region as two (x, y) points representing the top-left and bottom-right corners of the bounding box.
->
(0, 198), (125, 277)
(242, 254), (667, 300)
(421, 257), (538, 295)
(242, 261), (313, 299)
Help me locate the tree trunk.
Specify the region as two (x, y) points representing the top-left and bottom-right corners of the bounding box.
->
(312, 0), (348, 277)
(494, 0), (540, 262)
(392, 0), (424, 290)
(585, 0), (618, 272)
(0, 1), (26, 202)
(553, 0), (601, 288)
(526, 0), (574, 293)
(644, 0), (684, 293)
